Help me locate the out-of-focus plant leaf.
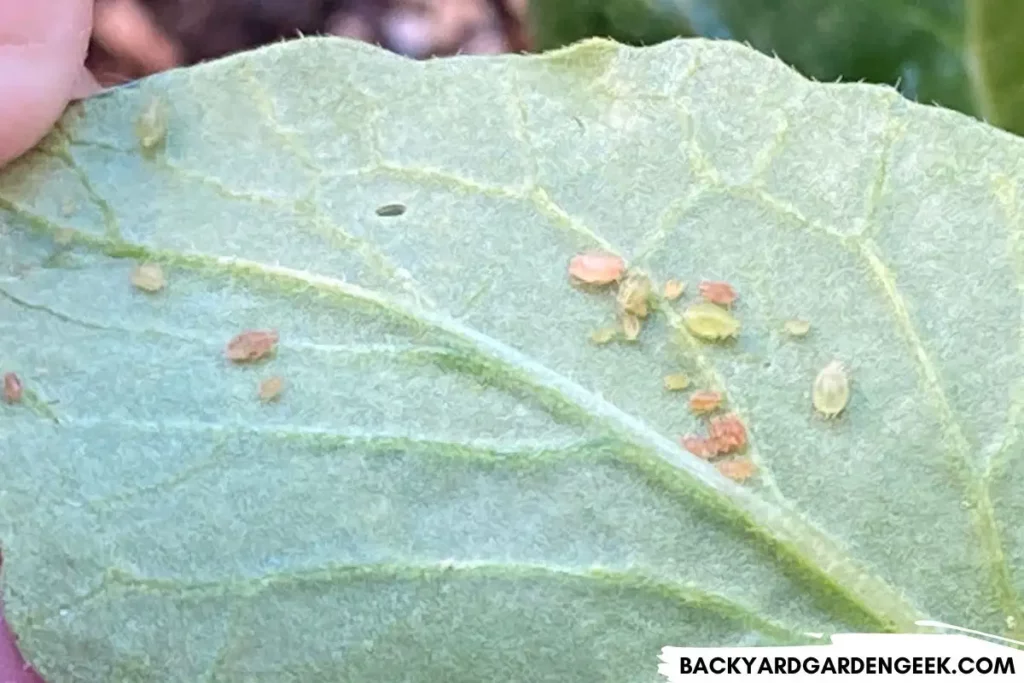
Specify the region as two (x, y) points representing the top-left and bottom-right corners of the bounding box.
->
(530, 0), (695, 48)
(2, 36), (1024, 682)
(965, 0), (1024, 135)
(529, 0), (1024, 136)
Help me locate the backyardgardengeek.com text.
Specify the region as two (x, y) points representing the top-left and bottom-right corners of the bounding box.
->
(677, 655), (1016, 676)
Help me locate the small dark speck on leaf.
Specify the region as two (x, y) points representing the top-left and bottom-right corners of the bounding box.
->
(376, 203), (406, 217)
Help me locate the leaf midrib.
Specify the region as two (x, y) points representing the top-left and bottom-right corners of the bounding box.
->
(0, 198), (926, 632)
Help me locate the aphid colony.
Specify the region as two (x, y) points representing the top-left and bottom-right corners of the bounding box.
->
(127, 260), (286, 403)
(567, 249), (852, 484)
(569, 250), (742, 345)
(676, 386), (755, 481)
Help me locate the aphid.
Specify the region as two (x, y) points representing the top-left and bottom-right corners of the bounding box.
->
(812, 360), (850, 418)
(783, 319), (811, 337)
(130, 262), (166, 293)
(568, 251), (625, 286)
(680, 434), (714, 459)
(708, 413), (748, 454)
(663, 373), (691, 391)
(3, 373), (23, 404)
(616, 271), (653, 318)
(716, 457), (757, 483)
(589, 326), (618, 345)
(699, 280), (737, 306)
(375, 203), (406, 217)
(682, 302), (740, 341)
(226, 329), (279, 363)
(258, 376), (285, 402)
(688, 390), (723, 415)
(663, 279), (685, 301)
(620, 313), (641, 341)
(135, 97), (168, 152)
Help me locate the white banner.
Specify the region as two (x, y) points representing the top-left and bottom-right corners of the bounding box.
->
(659, 623), (1024, 682)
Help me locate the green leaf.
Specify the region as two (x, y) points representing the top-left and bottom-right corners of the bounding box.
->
(1, 36), (1023, 681)
(966, 0), (1024, 135)
(529, 0), (1024, 136)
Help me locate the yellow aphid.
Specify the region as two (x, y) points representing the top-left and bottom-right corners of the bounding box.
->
(812, 360), (850, 418)
(621, 313), (641, 341)
(130, 262), (166, 293)
(259, 376), (285, 403)
(682, 302), (740, 341)
(663, 279), (685, 301)
(716, 457), (757, 483)
(784, 319), (811, 337)
(53, 228), (75, 246)
(589, 326), (618, 345)
(663, 373), (690, 391)
(568, 251), (625, 286)
(135, 97), (168, 152)
(617, 271), (653, 318)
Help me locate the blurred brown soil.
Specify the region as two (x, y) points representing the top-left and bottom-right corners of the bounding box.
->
(87, 0), (531, 87)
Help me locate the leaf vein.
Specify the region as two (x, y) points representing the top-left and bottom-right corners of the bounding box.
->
(858, 238), (1022, 626)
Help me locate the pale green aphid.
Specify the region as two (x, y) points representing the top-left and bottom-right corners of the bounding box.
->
(783, 319), (811, 337)
(662, 373), (690, 391)
(812, 360), (850, 418)
(135, 97), (168, 152)
(130, 262), (166, 293)
(589, 326), (618, 345)
(682, 302), (740, 341)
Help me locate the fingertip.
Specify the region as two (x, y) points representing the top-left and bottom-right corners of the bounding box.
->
(0, 44), (80, 166)
(70, 64), (103, 101)
(0, 0), (95, 167)
(0, 613), (43, 683)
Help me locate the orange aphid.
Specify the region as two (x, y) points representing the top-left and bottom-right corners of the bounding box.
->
(708, 413), (748, 454)
(699, 280), (737, 306)
(568, 251), (625, 285)
(259, 376), (285, 402)
(3, 373), (22, 404)
(688, 390), (723, 415)
(226, 330), (279, 363)
(680, 435), (715, 459)
(716, 458), (757, 482)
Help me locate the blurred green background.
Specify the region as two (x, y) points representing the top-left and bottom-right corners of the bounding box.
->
(93, 1), (1024, 137)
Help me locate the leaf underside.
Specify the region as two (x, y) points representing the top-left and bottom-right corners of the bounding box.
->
(0, 36), (1023, 682)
